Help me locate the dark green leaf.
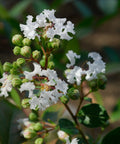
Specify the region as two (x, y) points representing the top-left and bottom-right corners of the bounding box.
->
(10, 88), (21, 108)
(9, 0), (33, 18)
(0, 100), (24, 144)
(59, 118), (79, 135)
(110, 99), (120, 122)
(101, 127), (120, 144)
(42, 104), (65, 123)
(84, 97), (92, 103)
(78, 104), (109, 128)
(0, 61), (3, 77)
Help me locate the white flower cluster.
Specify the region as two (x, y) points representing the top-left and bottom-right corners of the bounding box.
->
(65, 50), (106, 85)
(0, 73), (12, 97)
(20, 63), (68, 111)
(20, 9), (75, 41)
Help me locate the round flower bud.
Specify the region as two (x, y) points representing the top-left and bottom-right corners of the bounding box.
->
(48, 54), (53, 61)
(89, 80), (98, 91)
(22, 79), (29, 83)
(8, 74), (18, 80)
(48, 38), (60, 48)
(12, 78), (22, 87)
(60, 95), (69, 104)
(67, 88), (80, 100)
(3, 62), (12, 72)
(10, 68), (19, 75)
(22, 38), (31, 46)
(12, 34), (23, 46)
(34, 122), (43, 131)
(48, 61), (55, 69)
(20, 46), (31, 57)
(12, 61), (19, 69)
(40, 59), (45, 67)
(97, 74), (107, 90)
(13, 46), (21, 55)
(21, 98), (30, 108)
(32, 50), (40, 60)
(57, 130), (69, 141)
(29, 112), (38, 121)
(22, 128), (36, 139)
(16, 58), (25, 67)
(35, 138), (43, 144)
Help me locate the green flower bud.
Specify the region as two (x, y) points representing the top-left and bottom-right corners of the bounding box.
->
(48, 61), (55, 69)
(21, 98), (30, 108)
(12, 34), (23, 46)
(8, 74), (18, 80)
(12, 61), (19, 69)
(34, 122), (43, 131)
(10, 68), (19, 75)
(12, 78), (22, 87)
(22, 79), (29, 83)
(48, 38), (60, 48)
(60, 95), (69, 104)
(67, 88), (80, 100)
(48, 54), (53, 61)
(32, 50), (40, 60)
(89, 80), (98, 91)
(16, 58), (25, 67)
(40, 59), (45, 67)
(3, 62), (12, 72)
(29, 112), (38, 121)
(13, 46), (21, 55)
(20, 46), (31, 57)
(97, 74), (107, 90)
(35, 138), (43, 144)
(22, 38), (31, 46)
(22, 128), (36, 139)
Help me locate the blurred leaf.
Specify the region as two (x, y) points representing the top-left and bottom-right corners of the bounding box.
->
(0, 61), (3, 77)
(110, 99), (120, 122)
(10, 88), (21, 108)
(59, 118), (79, 135)
(0, 4), (9, 19)
(97, 0), (118, 14)
(33, 0), (49, 14)
(73, 0), (93, 17)
(78, 104), (109, 128)
(41, 103), (65, 123)
(10, 0), (33, 18)
(101, 127), (120, 144)
(84, 97), (92, 103)
(51, 0), (64, 9)
(93, 91), (103, 106)
(0, 100), (24, 144)
(106, 62), (120, 75)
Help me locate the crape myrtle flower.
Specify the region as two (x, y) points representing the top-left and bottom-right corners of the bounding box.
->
(0, 73), (12, 97)
(20, 62), (68, 111)
(65, 50), (106, 85)
(65, 136), (79, 144)
(20, 9), (75, 41)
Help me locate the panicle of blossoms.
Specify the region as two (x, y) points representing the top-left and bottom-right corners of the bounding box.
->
(0, 73), (12, 97)
(20, 62), (68, 111)
(20, 9), (75, 41)
(65, 50), (106, 85)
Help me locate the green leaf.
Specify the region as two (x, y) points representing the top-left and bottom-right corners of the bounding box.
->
(41, 103), (65, 123)
(101, 127), (120, 144)
(0, 4), (9, 19)
(93, 91), (103, 106)
(59, 118), (79, 135)
(84, 97), (92, 103)
(33, 0), (49, 14)
(110, 99), (120, 122)
(9, 0), (33, 18)
(9, 88), (21, 108)
(0, 61), (3, 77)
(78, 104), (109, 128)
(0, 100), (24, 144)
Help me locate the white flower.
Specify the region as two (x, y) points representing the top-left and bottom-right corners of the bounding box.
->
(66, 136), (79, 144)
(0, 73), (12, 97)
(17, 118), (30, 130)
(66, 50), (80, 68)
(65, 51), (106, 85)
(24, 63), (42, 80)
(85, 52), (106, 81)
(20, 15), (39, 40)
(19, 82), (35, 97)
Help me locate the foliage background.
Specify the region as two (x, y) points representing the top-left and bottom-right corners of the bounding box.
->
(0, 0), (120, 143)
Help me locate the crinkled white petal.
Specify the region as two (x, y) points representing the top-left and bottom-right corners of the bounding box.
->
(65, 136), (79, 144)
(66, 50), (80, 68)
(0, 73), (12, 97)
